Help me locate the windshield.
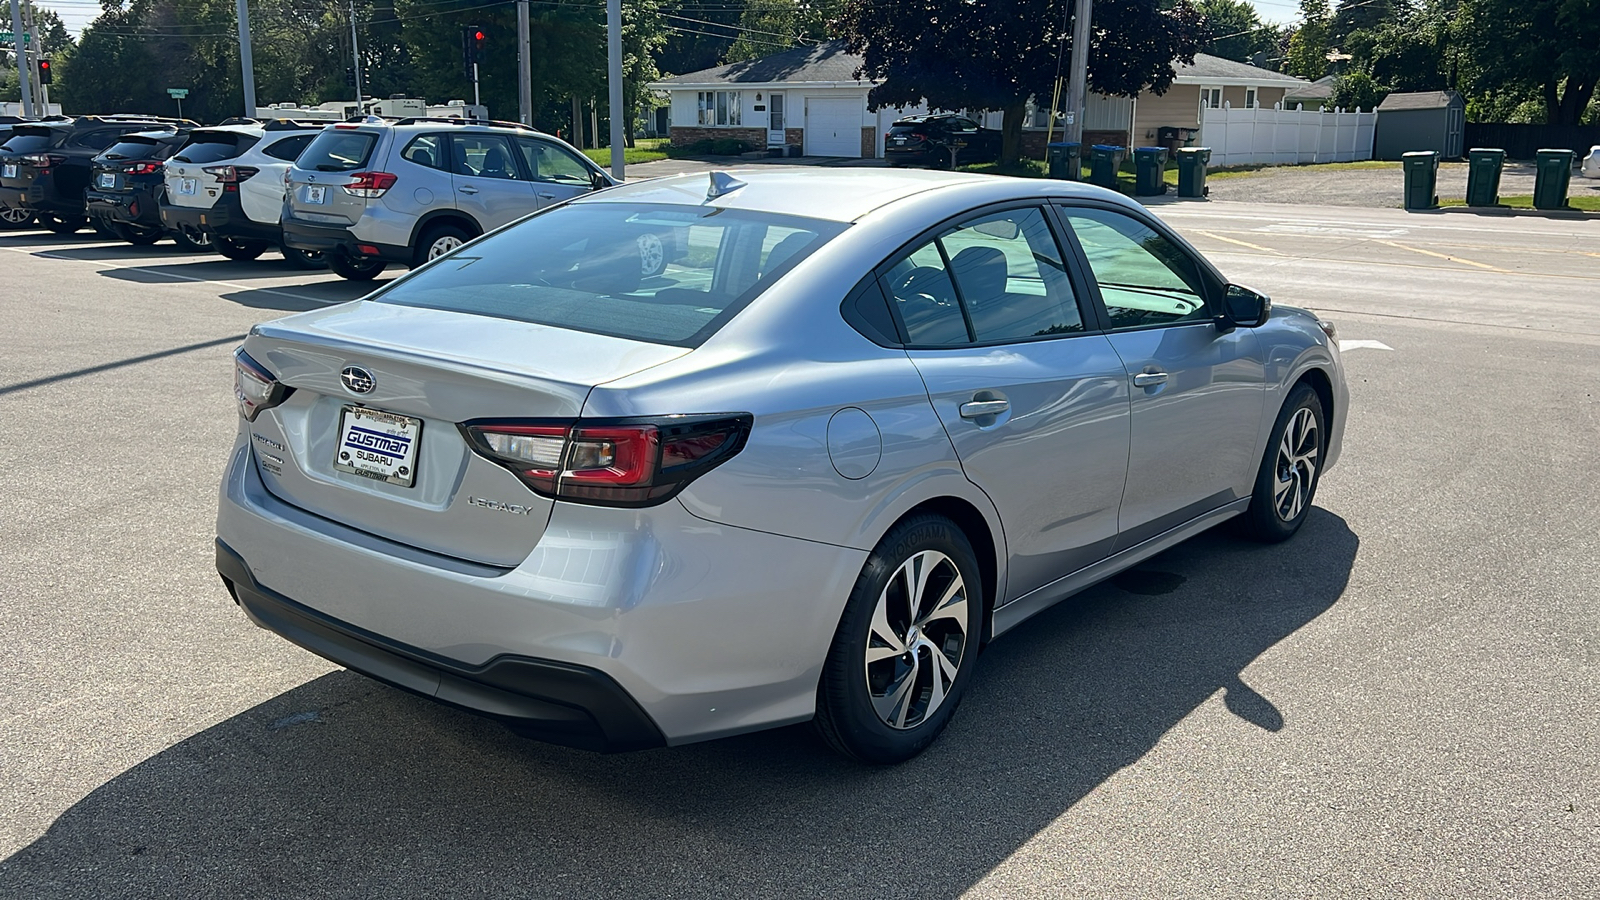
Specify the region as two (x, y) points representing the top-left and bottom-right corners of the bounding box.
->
(297, 130), (376, 172)
(374, 203), (847, 347)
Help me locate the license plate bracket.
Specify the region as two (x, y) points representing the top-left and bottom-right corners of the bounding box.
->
(306, 185), (327, 204)
(3, 164), (17, 178)
(333, 406), (422, 487)
(177, 178), (197, 195)
(98, 173), (116, 189)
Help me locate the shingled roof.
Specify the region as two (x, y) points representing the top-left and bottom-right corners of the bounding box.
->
(1173, 53), (1308, 84)
(655, 40), (868, 86)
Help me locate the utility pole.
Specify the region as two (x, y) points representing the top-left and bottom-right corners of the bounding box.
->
(606, 0), (624, 179)
(8, 0), (31, 118)
(348, 0), (364, 105)
(517, 0), (531, 126)
(1065, 0), (1093, 145)
(22, 0), (43, 114)
(235, 0), (258, 117)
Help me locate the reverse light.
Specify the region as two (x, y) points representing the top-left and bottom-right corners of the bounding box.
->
(125, 161), (163, 175)
(460, 414), (753, 507)
(342, 171), (397, 197)
(234, 349), (291, 421)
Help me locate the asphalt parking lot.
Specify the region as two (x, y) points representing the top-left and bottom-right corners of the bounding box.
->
(1, 198), (1596, 898)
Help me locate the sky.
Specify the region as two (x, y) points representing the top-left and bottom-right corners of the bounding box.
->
(36, 0), (1302, 40)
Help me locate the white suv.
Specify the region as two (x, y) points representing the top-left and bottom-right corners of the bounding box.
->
(161, 119), (329, 267)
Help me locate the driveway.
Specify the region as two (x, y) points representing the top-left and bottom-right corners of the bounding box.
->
(1202, 161), (1600, 208)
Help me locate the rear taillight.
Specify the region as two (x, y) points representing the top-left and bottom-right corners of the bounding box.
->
(234, 349), (291, 421)
(910, 132), (928, 141)
(22, 153), (63, 171)
(204, 165), (259, 192)
(342, 171), (397, 198)
(460, 414), (753, 507)
(126, 161), (163, 175)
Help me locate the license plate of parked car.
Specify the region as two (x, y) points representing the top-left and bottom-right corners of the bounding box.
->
(177, 178), (197, 195)
(98, 173), (116, 189)
(306, 185), (326, 204)
(2, 164), (16, 178)
(333, 406), (421, 487)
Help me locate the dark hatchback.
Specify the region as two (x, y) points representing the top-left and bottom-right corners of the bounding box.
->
(0, 115), (194, 234)
(85, 129), (191, 244)
(884, 114), (1002, 169)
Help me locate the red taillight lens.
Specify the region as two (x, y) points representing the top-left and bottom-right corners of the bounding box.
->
(204, 165), (259, 191)
(127, 161), (163, 175)
(460, 414), (752, 507)
(910, 132), (928, 141)
(234, 349), (291, 421)
(342, 171), (397, 197)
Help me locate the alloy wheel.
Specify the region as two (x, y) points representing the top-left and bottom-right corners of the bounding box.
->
(0, 207), (32, 225)
(864, 550), (970, 730)
(427, 235), (463, 260)
(1273, 407), (1319, 521)
(636, 233), (665, 275)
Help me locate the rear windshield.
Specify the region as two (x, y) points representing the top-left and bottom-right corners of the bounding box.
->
(102, 137), (175, 161)
(298, 130), (376, 172)
(2, 129), (60, 153)
(174, 132), (260, 163)
(889, 123), (924, 134)
(374, 203), (847, 347)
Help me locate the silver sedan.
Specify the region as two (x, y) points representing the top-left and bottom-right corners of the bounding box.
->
(218, 168), (1347, 762)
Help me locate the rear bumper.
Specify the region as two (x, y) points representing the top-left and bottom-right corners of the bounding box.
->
(86, 186), (163, 227)
(282, 216), (409, 263)
(162, 193), (282, 242)
(2, 175), (81, 214)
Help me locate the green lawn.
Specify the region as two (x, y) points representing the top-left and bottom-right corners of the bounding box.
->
(1206, 159), (1401, 180)
(1440, 195), (1600, 212)
(581, 138), (669, 166)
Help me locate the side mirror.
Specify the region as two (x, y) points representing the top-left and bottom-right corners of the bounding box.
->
(590, 170), (610, 192)
(1221, 283), (1271, 328)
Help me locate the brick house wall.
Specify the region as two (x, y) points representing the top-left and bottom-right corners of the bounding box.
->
(861, 127), (877, 158)
(785, 127), (803, 147)
(669, 126), (766, 149)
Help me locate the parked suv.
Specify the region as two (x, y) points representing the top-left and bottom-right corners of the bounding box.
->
(281, 117), (616, 280)
(162, 119), (329, 267)
(84, 128), (202, 247)
(0, 115), (196, 234)
(884, 114), (1001, 169)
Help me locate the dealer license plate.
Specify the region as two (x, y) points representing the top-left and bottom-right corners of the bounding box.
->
(306, 185), (327, 204)
(3, 164), (17, 178)
(177, 178), (197, 195)
(333, 406), (421, 487)
(98, 173), (116, 189)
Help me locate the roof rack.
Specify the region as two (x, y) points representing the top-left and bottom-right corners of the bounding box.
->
(216, 116), (261, 126)
(264, 118), (335, 130)
(82, 114), (200, 127)
(390, 116), (543, 133)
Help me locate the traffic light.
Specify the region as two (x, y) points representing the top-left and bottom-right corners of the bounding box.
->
(37, 58), (53, 85)
(345, 65), (356, 87)
(461, 25), (484, 79)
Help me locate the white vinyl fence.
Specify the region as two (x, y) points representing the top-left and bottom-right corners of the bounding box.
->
(1198, 103), (1377, 167)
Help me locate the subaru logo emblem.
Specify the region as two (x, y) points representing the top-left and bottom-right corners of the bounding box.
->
(340, 365), (376, 394)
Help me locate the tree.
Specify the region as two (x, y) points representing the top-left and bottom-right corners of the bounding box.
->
(836, 0), (1204, 165)
(724, 0), (836, 64)
(1328, 0), (1394, 48)
(1456, 0), (1599, 126)
(1194, 0), (1272, 64)
(1282, 0), (1330, 80)
(1330, 70), (1385, 109)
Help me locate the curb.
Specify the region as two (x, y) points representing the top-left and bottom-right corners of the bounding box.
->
(1413, 206), (1600, 221)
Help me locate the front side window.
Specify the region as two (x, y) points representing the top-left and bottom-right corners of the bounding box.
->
(517, 138), (591, 185)
(1060, 207), (1209, 330)
(375, 204), (845, 347)
(882, 207), (1083, 346)
(451, 134), (521, 180)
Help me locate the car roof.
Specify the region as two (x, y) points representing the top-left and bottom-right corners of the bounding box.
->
(583, 168), (1134, 223)
(191, 123), (267, 137)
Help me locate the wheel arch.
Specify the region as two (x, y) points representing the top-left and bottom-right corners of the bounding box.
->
(883, 495), (1004, 646)
(407, 209), (482, 249)
(1295, 366), (1334, 423)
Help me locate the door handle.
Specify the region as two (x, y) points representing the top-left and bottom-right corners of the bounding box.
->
(959, 399), (1009, 419)
(458, 185), (479, 194)
(1133, 371), (1169, 387)
(538, 191), (556, 199)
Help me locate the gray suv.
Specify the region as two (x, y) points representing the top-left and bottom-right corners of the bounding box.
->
(281, 117), (615, 281)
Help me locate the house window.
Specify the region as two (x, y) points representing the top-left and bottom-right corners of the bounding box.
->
(1245, 88), (1258, 109)
(1201, 87), (1223, 109)
(697, 91), (743, 126)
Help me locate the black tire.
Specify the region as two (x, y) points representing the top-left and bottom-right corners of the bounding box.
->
(110, 221), (163, 245)
(329, 251), (386, 281)
(39, 213), (85, 235)
(411, 223), (472, 269)
(90, 216), (115, 237)
(0, 207), (33, 229)
(170, 227), (214, 251)
(814, 514), (984, 764)
(216, 236), (269, 261)
(1239, 383), (1326, 543)
(280, 245), (327, 270)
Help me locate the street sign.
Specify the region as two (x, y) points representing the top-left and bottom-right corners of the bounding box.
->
(0, 31), (35, 45)
(167, 88), (189, 98)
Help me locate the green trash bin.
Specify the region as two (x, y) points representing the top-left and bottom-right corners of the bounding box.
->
(1401, 150), (1439, 211)
(1465, 148), (1505, 207)
(1175, 147), (1210, 198)
(1133, 146), (1168, 196)
(1534, 148), (1575, 210)
(1047, 141), (1082, 180)
(1088, 145), (1124, 190)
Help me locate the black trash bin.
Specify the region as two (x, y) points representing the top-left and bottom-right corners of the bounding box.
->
(1046, 141), (1082, 180)
(1088, 145), (1125, 190)
(1465, 148), (1505, 207)
(1401, 150), (1439, 210)
(1533, 148), (1574, 210)
(1175, 146), (1211, 198)
(1133, 146), (1168, 196)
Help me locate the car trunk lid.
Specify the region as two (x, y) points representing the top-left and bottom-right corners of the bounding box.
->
(166, 129), (259, 209)
(285, 126), (384, 226)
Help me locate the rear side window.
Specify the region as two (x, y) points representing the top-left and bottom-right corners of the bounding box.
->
(298, 130), (377, 172)
(374, 203), (847, 347)
(175, 133), (260, 163)
(72, 130), (129, 151)
(259, 133), (311, 162)
(400, 134), (446, 169)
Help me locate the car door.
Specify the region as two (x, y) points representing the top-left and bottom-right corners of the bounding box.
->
(515, 136), (596, 209)
(1054, 203), (1266, 550)
(888, 205), (1132, 601)
(447, 132), (536, 230)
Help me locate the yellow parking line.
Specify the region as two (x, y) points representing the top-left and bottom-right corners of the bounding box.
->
(1193, 230), (1287, 255)
(1372, 239), (1511, 273)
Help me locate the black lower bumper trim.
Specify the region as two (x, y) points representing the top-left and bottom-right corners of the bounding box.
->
(215, 539), (666, 752)
(281, 218), (409, 263)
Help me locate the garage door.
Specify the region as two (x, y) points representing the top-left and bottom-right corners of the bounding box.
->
(804, 97), (862, 158)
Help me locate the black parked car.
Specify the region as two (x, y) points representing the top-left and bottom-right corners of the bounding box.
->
(0, 115), (196, 234)
(84, 129), (200, 247)
(884, 114), (1002, 169)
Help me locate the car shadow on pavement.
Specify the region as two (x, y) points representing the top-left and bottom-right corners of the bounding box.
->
(219, 279), (386, 311)
(0, 511), (1356, 899)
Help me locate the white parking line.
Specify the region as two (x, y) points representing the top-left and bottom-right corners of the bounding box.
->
(0, 244), (345, 305)
(1338, 339), (1394, 352)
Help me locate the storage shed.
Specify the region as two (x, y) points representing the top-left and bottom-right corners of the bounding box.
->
(1373, 91), (1465, 160)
